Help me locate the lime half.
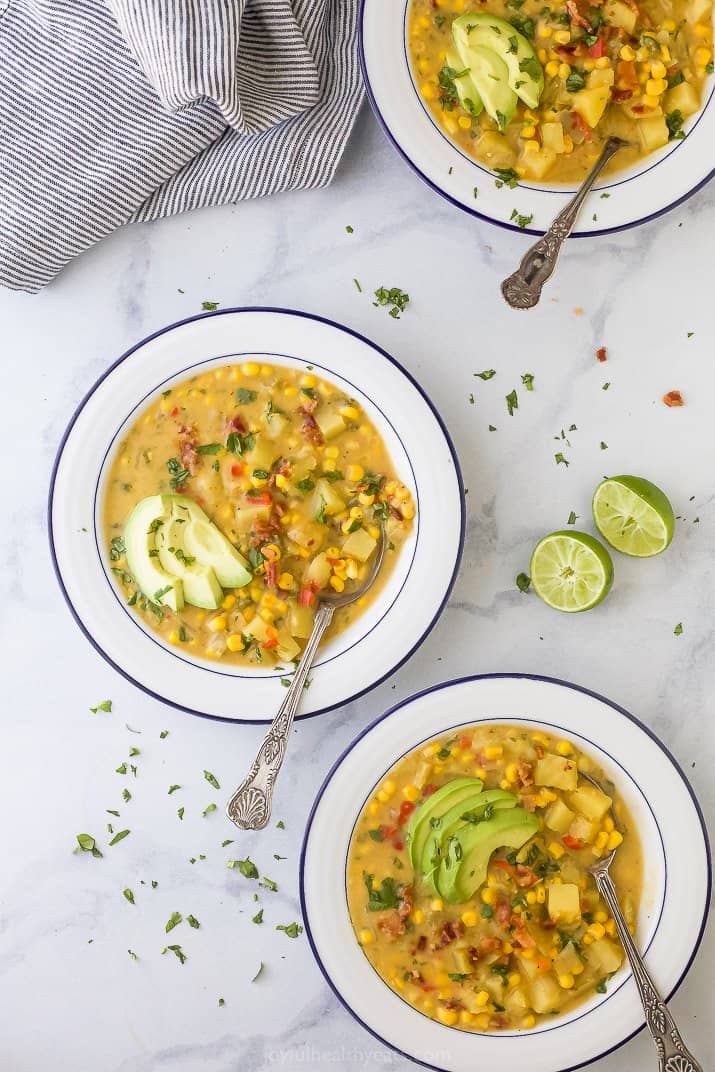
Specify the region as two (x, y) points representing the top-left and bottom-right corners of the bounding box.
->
(592, 476), (674, 557)
(530, 531), (614, 612)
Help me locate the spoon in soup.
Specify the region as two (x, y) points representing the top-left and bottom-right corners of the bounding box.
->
(581, 771), (703, 1072)
(501, 136), (630, 310)
(226, 528), (387, 831)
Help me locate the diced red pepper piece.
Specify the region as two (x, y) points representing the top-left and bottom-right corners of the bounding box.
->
(596, 346), (608, 362)
(265, 561), (278, 588)
(398, 800), (416, 825)
(392, 837), (405, 852)
(562, 835), (585, 850)
(245, 489), (272, 505)
(299, 584), (316, 607)
(588, 37), (605, 58)
(492, 858), (514, 875)
(422, 784), (438, 798)
(231, 462), (245, 477)
(459, 735), (472, 750)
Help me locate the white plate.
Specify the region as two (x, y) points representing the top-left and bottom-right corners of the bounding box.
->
(300, 674), (711, 1072)
(49, 308), (464, 722)
(360, 0), (715, 236)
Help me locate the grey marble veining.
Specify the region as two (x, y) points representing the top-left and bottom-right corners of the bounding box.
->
(0, 106), (712, 1071)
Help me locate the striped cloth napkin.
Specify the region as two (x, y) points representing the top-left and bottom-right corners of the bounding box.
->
(0, 0), (362, 292)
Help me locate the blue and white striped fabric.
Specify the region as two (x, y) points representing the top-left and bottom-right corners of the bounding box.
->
(0, 0), (362, 291)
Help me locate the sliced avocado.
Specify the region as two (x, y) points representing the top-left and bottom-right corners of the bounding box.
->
(440, 808), (540, 903)
(155, 513), (223, 610)
(123, 496), (184, 612)
(426, 789), (517, 891)
(453, 13), (544, 110)
(449, 41), (517, 131)
(445, 48), (484, 116)
(407, 777), (483, 872)
(167, 495), (252, 589)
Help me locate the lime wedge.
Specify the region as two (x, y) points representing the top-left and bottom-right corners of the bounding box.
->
(592, 476), (674, 557)
(530, 531), (613, 612)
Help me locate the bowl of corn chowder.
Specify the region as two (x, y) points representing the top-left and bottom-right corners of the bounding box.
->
(360, 0), (715, 235)
(50, 308), (464, 721)
(301, 674), (710, 1072)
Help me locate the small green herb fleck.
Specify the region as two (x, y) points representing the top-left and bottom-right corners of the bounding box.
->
(123, 888), (135, 905)
(109, 829), (130, 846)
(90, 700), (112, 714)
(204, 770), (220, 790)
(276, 922), (303, 938)
(516, 572), (531, 593)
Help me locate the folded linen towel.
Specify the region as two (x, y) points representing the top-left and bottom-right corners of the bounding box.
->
(0, 0), (362, 292)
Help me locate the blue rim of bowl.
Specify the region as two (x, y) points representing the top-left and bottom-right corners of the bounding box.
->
(47, 306), (466, 726)
(299, 672), (712, 1072)
(358, 0), (715, 238)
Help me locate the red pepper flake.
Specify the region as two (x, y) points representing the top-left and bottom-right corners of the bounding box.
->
(596, 346), (607, 363)
(663, 390), (684, 407)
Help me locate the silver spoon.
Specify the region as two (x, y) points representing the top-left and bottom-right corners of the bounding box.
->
(581, 771), (703, 1072)
(226, 528), (387, 830)
(501, 136), (630, 310)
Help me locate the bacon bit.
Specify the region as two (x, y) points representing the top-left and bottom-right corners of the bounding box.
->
(413, 936), (427, 954)
(663, 390), (684, 407)
(492, 858), (514, 876)
(478, 935), (502, 956)
(300, 414), (324, 446)
(398, 885), (414, 921)
(516, 762), (534, 788)
(298, 397), (319, 416)
(616, 59), (638, 88)
(496, 900), (511, 923)
(227, 413), (248, 436)
(389, 504), (404, 521)
(514, 929), (537, 949)
(490, 1015), (508, 1030)
(515, 865), (539, 888)
(596, 346), (608, 362)
(377, 911), (405, 940)
(611, 88), (633, 102)
(570, 110), (593, 142)
(630, 104), (654, 115)
(444, 999), (465, 1011)
(249, 515), (281, 547)
(418, 982), (436, 992)
(265, 560), (278, 588)
(535, 743), (545, 760)
(521, 795), (538, 812)
(566, 0), (592, 29)
(435, 920), (465, 947)
(422, 783), (438, 798)
(177, 424), (199, 473)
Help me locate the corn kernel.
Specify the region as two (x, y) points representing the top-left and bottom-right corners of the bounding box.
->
(168, 629), (180, 644)
(646, 77), (667, 95)
(603, 816), (614, 832)
(347, 464), (364, 482)
(339, 404), (359, 420)
(459, 1010), (473, 1024)
(367, 525), (381, 540)
(359, 929), (374, 944)
(522, 125), (536, 138)
(430, 898), (443, 912)
(278, 572), (294, 591)
(605, 918), (617, 937)
(458, 114), (473, 128)
(521, 947), (535, 959)
(538, 47), (549, 63)
(558, 62), (571, 79)
(663, 17), (676, 30)
(660, 44), (672, 62)
(554, 29), (571, 43)
(588, 922), (606, 940)
(583, 57), (595, 71)
(402, 784), (420, 803)
(606, 829), (624, 851)
(484, 744), (503, 760)
(368, 801), (379, 816)
(545, 59), (560, 77)
(481, 887), (496, 905)
(636, 46), (649, 62)
(284, 385), (297, 397)
(694, 21), (711, 37)
(508, 972), (521, 987)
(526, 890), (537, 905)
(207, 615), (227, 633)
(437, 1007), (458, 1027)
(556, 739), (573, 756)
(358, 492), (375, 506)
(536, 886), (546, 904)
(259, 608), (274, 623)
(225, 632), (243, 652)
(475, 1012), (491, 1030)
(505, 762), (518, 783)
(243, 605), (255, 623)
(531, 732), (549, 746)
(475, 990), (490, 1007)
(593, 56), (609, 69)
(523, 1014), (536, 1029)
(251, 475), (268, 489)
(241, 362), (260, 377)
(401, 502), (416, 519)
(421, 82), (436, 100)
(221, 593), (237, 610)
(548, 841), (565, 859)
(695, 46), (712, 66)
(412, 908), (425, 924)
(541, 24), (553, 37)
(558, 973), (575, 989)
(474, 766), (488, 780)
(324, 446), (340, 460)
(649, 59), (666, 79)
(435, 971), (450, 987)
(594, 910), (608, 923)
(376, 789), (389, 804)
(502, 941), (513, 954)
(383, 778), (396, 794)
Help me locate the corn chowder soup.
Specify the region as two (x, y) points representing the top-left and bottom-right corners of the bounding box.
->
(409, 0), (712, 183)
(103, 362), (415, 668)
(347, 725), (642, 1033)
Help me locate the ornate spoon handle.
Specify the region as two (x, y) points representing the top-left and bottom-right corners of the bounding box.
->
(592, 866), (703, 1072)
(501, 135), (628, 310)
(226, 602), (335, 830)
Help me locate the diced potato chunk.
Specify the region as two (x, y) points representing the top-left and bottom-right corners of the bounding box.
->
(603, 0), (637, 32)
(342, 528), (377, 562)
(479, 131), (517, 170)
(664, 81), (700, 118)
(553, 942), (582, 976)
(547, 882), (581, 924)
(235, 500), (272, 528)
(520, 144), (557, 180)
(568, 814), (599, 843)
(264, 412), (290, 441)
(588, 67), (615, 89)
(304, 551), (331, 589)
(541, 121), (565, 154)
(535, 754), (578, 791)
(530, 972), (562, 1014)
(315, 407), (346, 440)
(245, 437), (276, 471)
(572, 86), (611, 128)
(312, 478), (345, 517)
(545, 798), (575, 834)
(638, 115), (669, 152)
(516, 952), (540, 981)
(244, 616), (271, 644)
(585, 938), (624, 976)
(505, 986), (529, 1014)
(568, 783), (612, 821)
(452, 947), (473, 976)
(275, 627), (300, 663)
(688, 0), (712, 22)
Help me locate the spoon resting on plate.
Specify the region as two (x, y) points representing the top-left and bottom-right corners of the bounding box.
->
(226, 528), (387, 831)
(581, 771), (703, 1072)
(501, 136), (630, 310)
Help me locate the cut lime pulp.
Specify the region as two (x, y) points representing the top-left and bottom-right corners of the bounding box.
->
(592, 476), (674, 557)
(530, 530), (614, 612)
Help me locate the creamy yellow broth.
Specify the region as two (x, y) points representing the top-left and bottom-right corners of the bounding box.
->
(103, 361), (415, 667)
(409, 0), (712, 184)
(347, 724), (642, 1032)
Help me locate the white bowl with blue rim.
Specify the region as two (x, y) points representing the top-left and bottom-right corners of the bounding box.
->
(300, 674), (710, 1072)
(49, 308), (464, 723)
(359, 0), (715, 236)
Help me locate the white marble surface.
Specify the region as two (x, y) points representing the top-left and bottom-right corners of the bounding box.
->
(1, 105), (713, 1072)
